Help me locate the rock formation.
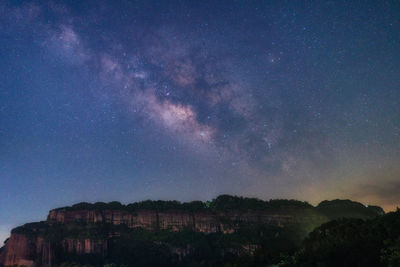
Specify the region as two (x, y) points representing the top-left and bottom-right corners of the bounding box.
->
(0, 196), (383, 267)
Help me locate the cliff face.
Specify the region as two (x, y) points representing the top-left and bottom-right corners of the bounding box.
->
(0, 209), (324, 267)
(62, 238), (108, 255)
(47, 208), (325, 234)
(0, 233), (35, 267)
(0, 197), (383, 267)
(0, 234), (108, 267)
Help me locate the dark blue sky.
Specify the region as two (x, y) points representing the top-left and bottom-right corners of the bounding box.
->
(1, 0), (399, 242)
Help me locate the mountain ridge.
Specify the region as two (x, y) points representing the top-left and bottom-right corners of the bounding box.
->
(0, 195), (384, 267)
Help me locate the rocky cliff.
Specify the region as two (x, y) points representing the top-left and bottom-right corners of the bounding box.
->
(0, 196), (383, 267)
(1, 236), (108, 266)
(46, 208), (323, 233)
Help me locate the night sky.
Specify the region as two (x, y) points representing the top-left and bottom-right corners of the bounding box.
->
(1, 1), (400, 243)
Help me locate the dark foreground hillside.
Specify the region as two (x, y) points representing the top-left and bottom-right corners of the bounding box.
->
(0, 195), (389, 267)
(290, 209), (400, 267)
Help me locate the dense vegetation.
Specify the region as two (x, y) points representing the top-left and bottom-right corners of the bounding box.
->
(10, 221), (301, 266)
(291, 209), (400, 267)
(316, 199), (385, 220)
(54, 195), (314, 213)
(56, 195), (360, 215)
(3, 195), (391, 267)
(49, 209), (400, 267)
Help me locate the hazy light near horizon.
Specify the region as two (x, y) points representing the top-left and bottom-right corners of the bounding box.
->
(0, 0), (399, 231)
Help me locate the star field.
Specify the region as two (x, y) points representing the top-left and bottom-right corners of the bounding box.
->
(0, 0), (400, 243)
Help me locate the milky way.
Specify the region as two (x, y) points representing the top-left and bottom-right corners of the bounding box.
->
(0, 1), (399, 242)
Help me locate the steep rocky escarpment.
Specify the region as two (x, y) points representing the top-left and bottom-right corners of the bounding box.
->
(47, 209), (324, 234)
(0, 195), (384, 267)
(0, 222), (109, 267)
(0, 233), (36, 267)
